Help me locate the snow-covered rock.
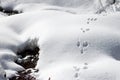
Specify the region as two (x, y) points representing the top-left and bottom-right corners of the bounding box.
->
(0, 65), (6, 80)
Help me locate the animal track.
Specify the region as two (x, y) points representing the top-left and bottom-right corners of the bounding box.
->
(83, 66), (88, 69)
(74, 73), (79, 78)
(77, 18), (92, 54)
(83, 41), (89, 47)
(87, 18), (97, 24)
(86, 28), (90, 31)
(91, 18), (94, 21)
(87, 21), (90, 24)
(84, 63), (88, 65)
(80, 28), (90, 33)
(77, 41), (89, 54)
(73, 66), (80, 79)
(73, 66), (80, 72)
(94, 18), (97, 21)
(77, 41), (80, 47)
(73, 63), (89, 79)
(80, 49), (84, 54)
(83, 63), (88, 70)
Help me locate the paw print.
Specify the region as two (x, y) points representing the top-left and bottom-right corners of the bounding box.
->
(74, 73), (79, 78)
(80, 28), (90, 33)
(94, 18), (97, 21)
(83, 66), (88, 69)
(77, 41), (80, 47)
(77, 41), (89, 54)
(87, 18), (97, 24)
(83, 63), (88, 70)
(82, 41), (89, 48)
(73, 66), (80, 80)
(73, 66), (80, 71)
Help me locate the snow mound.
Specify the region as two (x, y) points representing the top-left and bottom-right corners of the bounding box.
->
(0, 1), (120, 80)
(1, 0), (120, 13)
(1, 9), (119, 80)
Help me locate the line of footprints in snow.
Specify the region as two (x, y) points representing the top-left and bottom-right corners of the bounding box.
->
(74, 18), (97, 80)
(77, 17), (98, 54)
(73, 63), (88, 80)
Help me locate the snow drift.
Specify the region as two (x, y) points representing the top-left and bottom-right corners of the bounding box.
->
(1, 0), (120, 13)
(0, 0), (120, 80)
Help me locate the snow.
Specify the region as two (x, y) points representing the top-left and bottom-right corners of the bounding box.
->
(0, 0), (120, 80)
(1, 0), (120, 13)
(0, 49), (24, 79)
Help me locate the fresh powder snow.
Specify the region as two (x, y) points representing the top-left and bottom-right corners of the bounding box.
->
(0, 0), (120, 80)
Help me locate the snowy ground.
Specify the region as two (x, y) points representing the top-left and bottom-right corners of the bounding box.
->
(0, 0), (120, 80)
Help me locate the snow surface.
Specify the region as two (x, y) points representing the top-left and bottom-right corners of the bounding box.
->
(1, 0), (120, 13)
(0, 0), (120, 80)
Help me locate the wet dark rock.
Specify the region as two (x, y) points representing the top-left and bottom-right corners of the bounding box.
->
(17, 38), (40, 58)
(3, 10), (22, 16)
(0, 6), (3, 11)
(16, 38), (40, 69)
(9, 69), (37, 80)
(16, 55), (39, 69)
(10, 38), (40, 80)
(17, 46), (39, 58)
(0, 6), (22, 16)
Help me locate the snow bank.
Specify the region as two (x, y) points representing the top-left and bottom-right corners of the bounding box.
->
(20, 11), (120, 80)
(1, 0), (120, 13)
(0, 0), (120, 80)
(1, 9), (119, 80)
